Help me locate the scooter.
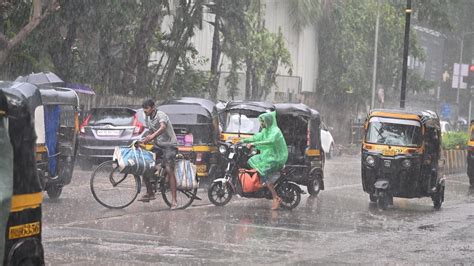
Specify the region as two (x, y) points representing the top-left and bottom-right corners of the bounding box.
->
(207, 141), (303, 209)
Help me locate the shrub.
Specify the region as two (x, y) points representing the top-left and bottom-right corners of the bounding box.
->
(441, 132), (469, 150)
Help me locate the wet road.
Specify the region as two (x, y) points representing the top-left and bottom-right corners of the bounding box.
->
(42, 155), (474, 265)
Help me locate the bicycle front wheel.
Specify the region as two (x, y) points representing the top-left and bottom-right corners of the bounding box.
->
(90, 160), (140, 209)
(160, 175), (198, 210)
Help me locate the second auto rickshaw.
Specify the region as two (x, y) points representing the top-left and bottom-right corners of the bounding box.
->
(158, 97), (220, 180)
(467, 120), (474, 187)
(361, 109), (445, 210)
(36, 86), (80, 199)
(275, 103), (325, 195)
(1, 83), (44, 265)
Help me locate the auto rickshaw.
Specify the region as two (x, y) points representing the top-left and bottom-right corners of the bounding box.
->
(0, 83), (45, 265)
(467, 120), (474, 187)
(158, 97), (220, 180)
(361, 109), (445, 210)
(219, 101), (275, 142)
(275, 103), (325, 195)
(36, 86), (80, 199)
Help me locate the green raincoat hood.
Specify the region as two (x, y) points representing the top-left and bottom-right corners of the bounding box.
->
(242, 111), (288, 176)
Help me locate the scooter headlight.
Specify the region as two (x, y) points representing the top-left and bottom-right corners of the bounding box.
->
(402, 159), (411, 168)
(219, 145), (227, 155)
(366, 155), (375, 166)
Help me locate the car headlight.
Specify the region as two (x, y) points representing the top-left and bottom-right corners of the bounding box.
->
(402, 159), (411, 168)
(219, 145), (227, 155)
(366, 155), (375, 166)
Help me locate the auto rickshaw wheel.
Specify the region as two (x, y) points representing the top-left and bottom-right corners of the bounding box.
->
(369, 193), (377, 203)
(307, 178), (321, 196)
(46, 184), (63, 199)
(432, 185), (444, 210)
(377, 191), (389, 210)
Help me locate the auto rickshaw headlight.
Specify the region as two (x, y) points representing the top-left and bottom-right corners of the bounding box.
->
(219, 145), (227, 155)
(402, 159), (411, 168)
(366, 155), (375, 166)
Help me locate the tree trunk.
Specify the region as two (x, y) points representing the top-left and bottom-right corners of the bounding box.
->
(208, 12), (221, 101)
(245, 58), (252, 100)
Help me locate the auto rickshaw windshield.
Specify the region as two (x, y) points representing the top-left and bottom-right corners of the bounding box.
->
(366, 117), (422, 147)
(224, 112), (261, 134)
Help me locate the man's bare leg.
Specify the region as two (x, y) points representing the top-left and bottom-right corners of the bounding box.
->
(267, 183), (281, 210)
(166, 165), (178, 207)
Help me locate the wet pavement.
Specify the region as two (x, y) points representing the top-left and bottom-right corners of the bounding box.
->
(42, 155), (474, 265)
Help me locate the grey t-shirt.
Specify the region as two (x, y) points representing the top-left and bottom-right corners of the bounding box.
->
(145, 110), (178, 146)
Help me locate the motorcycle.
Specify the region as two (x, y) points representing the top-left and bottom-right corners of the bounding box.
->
(207, 141), (303, 210)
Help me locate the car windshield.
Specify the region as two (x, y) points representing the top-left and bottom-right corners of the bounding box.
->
(89, 108), (135, 126)
(366, 117), (422, 147)
(224, 112), (261, 134)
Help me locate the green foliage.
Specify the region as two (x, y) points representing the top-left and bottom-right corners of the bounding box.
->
(442, 131), (469, 150)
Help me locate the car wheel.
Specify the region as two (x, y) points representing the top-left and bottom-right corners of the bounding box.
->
(327, 144), (335, 159)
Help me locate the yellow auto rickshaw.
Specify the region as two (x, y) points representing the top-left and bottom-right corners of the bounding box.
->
(467, 120), (474, 187)
(158, 97), (220, 180)
(361, 109), (445, 210)
(36, 86), (80, 199)
(1, 83), (44, 265)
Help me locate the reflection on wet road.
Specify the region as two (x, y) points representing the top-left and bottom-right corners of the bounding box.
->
(42, 155), (474, 264)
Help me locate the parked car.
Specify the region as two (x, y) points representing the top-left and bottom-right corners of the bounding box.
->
(77, 107), (147, 167)
(440, 120), (454, 134)
(321, 121), (336, 158)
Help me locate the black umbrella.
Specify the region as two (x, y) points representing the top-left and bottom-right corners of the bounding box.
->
(15, 72), (64, 85)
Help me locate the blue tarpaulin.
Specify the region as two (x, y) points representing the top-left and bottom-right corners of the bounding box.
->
(45, 105), (60, 176)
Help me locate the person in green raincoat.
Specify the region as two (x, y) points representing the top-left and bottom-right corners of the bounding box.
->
(241, 111), (288, 210)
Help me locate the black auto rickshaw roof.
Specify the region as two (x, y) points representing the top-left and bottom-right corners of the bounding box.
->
(160, 97), (217, 115)
(224, 100), (275, 113)
(369, 108), (440, 128)
(38, 85), (79, 106)
(0, 81), (42, 115)
(158, 104), (212, 118)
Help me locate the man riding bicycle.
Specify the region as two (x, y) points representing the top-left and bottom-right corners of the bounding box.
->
(140, 99), (178, 209)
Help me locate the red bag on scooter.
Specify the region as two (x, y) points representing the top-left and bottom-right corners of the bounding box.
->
(239, 169), (262, 193)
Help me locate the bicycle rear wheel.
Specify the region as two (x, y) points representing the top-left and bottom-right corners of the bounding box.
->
(160, 173), (198, 210)
(90, 160), (140, 209)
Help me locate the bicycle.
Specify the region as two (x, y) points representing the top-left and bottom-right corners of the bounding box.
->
(90, 145), (200, 209)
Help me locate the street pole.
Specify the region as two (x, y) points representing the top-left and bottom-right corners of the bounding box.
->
(371, 0), (381, 110)
(399, 0), (412, 109)
(455, 32), (474, 123)
(456, 35), (464, 123)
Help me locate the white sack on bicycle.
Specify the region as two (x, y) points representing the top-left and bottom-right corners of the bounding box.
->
(175, 159), (198, 190)
(113, 146), (156, 175)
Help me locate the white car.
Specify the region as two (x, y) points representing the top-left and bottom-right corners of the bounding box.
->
(321, 121), (336, 159)
(440, 121), (453, 134)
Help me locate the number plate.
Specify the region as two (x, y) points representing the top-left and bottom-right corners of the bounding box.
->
(228, 152), (235, 159)
(97, 130), (120, 136)
(9, 222), (40, 240)
(382, 149), (396, 156)
(196, 164), (207, 173)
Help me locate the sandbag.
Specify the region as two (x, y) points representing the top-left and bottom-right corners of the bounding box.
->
(239, 169), (261, 193)
(175, 159), (198, 190)
(113, 146), (155, 175)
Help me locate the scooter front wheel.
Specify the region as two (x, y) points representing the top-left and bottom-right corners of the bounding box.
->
(208, 182), (233, 206)
(278, 183), (301, 210)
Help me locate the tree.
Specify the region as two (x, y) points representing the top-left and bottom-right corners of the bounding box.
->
(0, 0), (59, 65)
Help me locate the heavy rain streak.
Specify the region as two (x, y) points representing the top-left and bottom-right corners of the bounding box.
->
(1, 0), (474, 265)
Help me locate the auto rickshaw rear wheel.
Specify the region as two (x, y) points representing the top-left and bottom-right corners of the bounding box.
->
(46, 184), (63, 199)
(432, 185), (444, 210)
(369, 193), (376, 203)
(307, 177), (321, 196)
